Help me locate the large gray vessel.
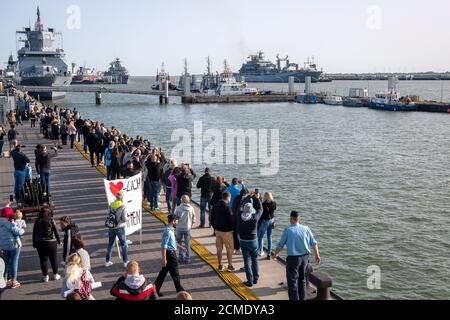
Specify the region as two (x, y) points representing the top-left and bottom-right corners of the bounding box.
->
(16, 7), (71, 100)
(102, 58), (130, 84)
(236, 51), (323, 83)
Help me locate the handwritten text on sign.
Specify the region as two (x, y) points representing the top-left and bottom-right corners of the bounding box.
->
(103, 173), (142, 236)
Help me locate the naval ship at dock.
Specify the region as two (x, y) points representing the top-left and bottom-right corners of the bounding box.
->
(16, 7), (72, 100)
(235, 51), (325, 83)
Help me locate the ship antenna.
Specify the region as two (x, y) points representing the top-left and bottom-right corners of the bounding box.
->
(35, 6), (43, 31)
(183, 58), (188, 75)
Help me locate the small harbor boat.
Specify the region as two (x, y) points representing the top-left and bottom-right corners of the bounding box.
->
(368, 76), (416, 111)
(343, 88), (369, 107)
(214, 60), (259, 96)
(322, 94), (343, 105)
(151, 63), (179, 91)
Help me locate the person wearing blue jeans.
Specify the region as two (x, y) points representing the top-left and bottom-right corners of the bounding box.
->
(273, 211), (321, 300)
(237, 202), (263, 287)
(196, 168), (215, 227)
(105, 227), (128, 266)
(13, 170), (26, 202)
(165, 186), (172, 214)
(105, 191), (130, 268)
(258, 193), (277, 259)
(0, 210), (25, 289)
(240, 239), (259, 285)
(257, 219), (273, 256)
(174, 195), (195, 263)
(145, 155), (163, 210)
(3, 247), (21, 287)
(199, 197), (212, 227)
(149, 180), (161, 209)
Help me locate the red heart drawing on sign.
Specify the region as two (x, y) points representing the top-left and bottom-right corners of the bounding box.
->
(109, 181), (124, 197)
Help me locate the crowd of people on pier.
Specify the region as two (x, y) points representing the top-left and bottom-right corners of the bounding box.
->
(0, 95), (321, 301)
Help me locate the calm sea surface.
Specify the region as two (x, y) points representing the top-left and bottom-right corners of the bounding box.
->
(56, 78), (450, 299)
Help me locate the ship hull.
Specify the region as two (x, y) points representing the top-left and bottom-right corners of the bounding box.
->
(20, 75), (72, 100)
(236, 71), (322, 83)
(368, 102), (417, 111)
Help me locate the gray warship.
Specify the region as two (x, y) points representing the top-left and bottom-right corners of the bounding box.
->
(102, 58), (130, 84)
(236, 51), (323, 83)
(16, 7), (72, 99)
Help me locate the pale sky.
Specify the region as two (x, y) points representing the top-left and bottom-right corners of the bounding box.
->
(1, 0), (450, 76)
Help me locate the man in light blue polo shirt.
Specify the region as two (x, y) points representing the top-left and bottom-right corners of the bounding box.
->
(154, 214), (185, 297)
(273, 210), (321, 300)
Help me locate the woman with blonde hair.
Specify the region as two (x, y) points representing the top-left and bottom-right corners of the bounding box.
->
(257, 192), (277, 259)
(61, 253), (95, 300)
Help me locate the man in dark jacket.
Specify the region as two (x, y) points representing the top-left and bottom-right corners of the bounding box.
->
(196, 168), (215, 228)
(237, 203), (263, 287)
(145, 155), (162, 210)
(85, 127), (100, 167)
(176, 164), (196, 204)
(110, 261), (157, 300)
(35, 145), (58, 194)
(11, 143), (30, 202)
(210, 192), (235, 272)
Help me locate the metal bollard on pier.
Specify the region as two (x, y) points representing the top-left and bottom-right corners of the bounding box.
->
(95, 92), (102, 105)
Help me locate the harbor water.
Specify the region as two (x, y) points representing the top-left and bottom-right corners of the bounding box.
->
(57, 78), (450, 300)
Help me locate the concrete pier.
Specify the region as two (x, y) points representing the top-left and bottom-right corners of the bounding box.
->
(0, 117), (339, 300)
(182, 94), (296, 104)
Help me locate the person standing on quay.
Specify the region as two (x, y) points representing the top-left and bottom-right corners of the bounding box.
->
(273, 211), (321, 300)
(35, 145), (58, 195)
(154, 214), (185, 296)
(210, 192), (235, 272)
(86, 127), (100, 167)
(196, 167), (215, 228)
(238, 203), (262, 287)
(174, 195), (196, 264)
(32, 208), (62, 282)
(145, 154), (163, 210)
(11, 143), (30, 203)
(67, 120), (77, 149)
(105, 191), (130, 268)
(258, 192), (277, 259)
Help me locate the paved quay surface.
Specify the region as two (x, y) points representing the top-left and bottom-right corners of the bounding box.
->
(0, 123), (238, 300)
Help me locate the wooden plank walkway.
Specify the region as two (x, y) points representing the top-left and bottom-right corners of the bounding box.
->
(0, 123), (238, 300)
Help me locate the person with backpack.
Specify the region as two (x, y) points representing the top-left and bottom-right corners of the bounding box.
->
(196, 168), (216, 228)
(231, 188), (250, 254)
(59, 216), (79, 266)
(105, 191), (130, 268)
(110, 260), (157, 300)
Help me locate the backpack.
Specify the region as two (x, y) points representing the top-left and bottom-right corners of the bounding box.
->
(105, 208), (119, 228)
